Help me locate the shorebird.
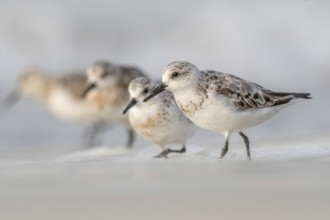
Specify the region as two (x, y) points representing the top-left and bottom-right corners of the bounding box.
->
(144, 61), (311, 160)
(1, 69), (107, 147)
(123, 76), (197, 158)
(82, 61), (147, 148)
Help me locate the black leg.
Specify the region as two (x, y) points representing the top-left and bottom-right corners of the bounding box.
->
(154, 145), (186, 158)
(238, 131), (251, 160)
(220, 137), (229, 159)
(154, 149), (171, 159)
(126, 129), (135, 148)
(82, 121), (106, 148)
(172, 145), (186, 154)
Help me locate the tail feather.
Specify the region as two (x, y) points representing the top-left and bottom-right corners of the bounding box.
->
(0, 91), (20, 109)
(292, 93), (312, 99)
(262, 91), (311, 107)
(264, 91), (312, 99)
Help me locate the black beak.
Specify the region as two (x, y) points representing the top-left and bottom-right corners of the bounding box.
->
(81, 83), (96, 98)
(1, 90), (20, 109)
(143, 83), (167, 102)
(123, 98), (137, 114)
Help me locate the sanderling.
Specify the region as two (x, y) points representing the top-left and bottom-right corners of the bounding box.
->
(144, 61), (312, 160)
(82, 61), (147, 148)
(1, 69), (107, 147)
(123, 76), (197, 158)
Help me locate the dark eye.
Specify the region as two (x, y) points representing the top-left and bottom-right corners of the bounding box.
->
(172, 72), (179, 77)
(143, 88), (149, 94)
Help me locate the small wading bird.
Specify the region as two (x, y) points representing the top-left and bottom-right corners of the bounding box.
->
(123, 77), (197, 158)
(1, 69), (107, 147)
(144, 61), (311, 160)
(82, 61), (147, 148)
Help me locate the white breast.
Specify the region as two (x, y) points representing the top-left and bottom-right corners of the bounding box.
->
(129, 100), (197, 148)
(100, 104), (131, 128)
(47, 88), (102, 124)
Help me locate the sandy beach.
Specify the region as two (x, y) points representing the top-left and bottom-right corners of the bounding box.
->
(0, 132), (330, 220)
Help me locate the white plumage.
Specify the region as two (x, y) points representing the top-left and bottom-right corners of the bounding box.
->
(124, 77), (197, 158)
(144, 61), (311, 160)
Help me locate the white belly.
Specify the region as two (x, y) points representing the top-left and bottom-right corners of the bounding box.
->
(176, 92), (287, 134)
(47, 89), (102, 124)
(129, 103), (197, 148)
(101, 105), (131, 128)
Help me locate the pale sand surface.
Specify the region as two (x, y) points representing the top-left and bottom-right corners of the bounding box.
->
(0, 134), (329, 220)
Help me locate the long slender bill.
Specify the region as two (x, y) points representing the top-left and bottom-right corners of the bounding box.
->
(81, 83), (96, 98)
(143, 83), (167, 102)
(123, 98), (137, 114)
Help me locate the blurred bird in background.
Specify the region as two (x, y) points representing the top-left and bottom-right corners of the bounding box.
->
(1, 69), (108, 148)
(82, 60), (147, 148)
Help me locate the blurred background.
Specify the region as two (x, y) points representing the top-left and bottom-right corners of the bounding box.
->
(1, 0), (330, 151)
(0, 1), (330, 219)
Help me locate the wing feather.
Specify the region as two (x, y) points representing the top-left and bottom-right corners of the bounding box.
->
(55, 73), (88, 99)
(201, 71), (295, 110)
